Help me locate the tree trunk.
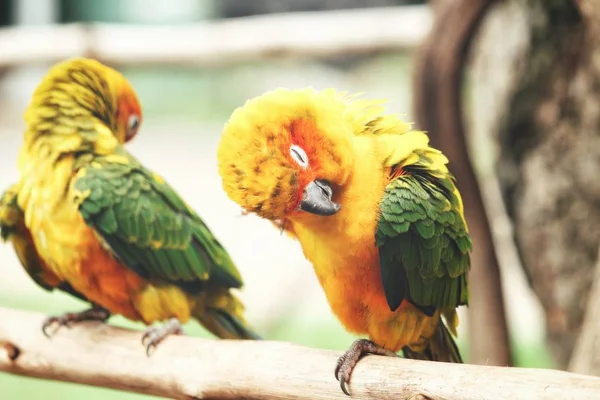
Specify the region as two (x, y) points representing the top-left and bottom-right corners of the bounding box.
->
(413, 0), (513, 366)
(469, 0), (600, 369)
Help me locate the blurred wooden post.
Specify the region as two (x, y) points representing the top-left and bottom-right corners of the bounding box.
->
(412, 0), (513, 366)
(0, 6), (432, 68)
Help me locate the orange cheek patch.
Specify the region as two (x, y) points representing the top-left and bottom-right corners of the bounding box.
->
(287, 118), (349, 187)
(286, 118), (321, 209)
(117, 102), (128, 126)
(118, 86), (142, 135)
(289, 119), (323, 170)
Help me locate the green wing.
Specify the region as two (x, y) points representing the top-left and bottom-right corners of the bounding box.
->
(0, 184), (89, 301)
(72, 151), (243, 292)
(375, 164), (471, 314)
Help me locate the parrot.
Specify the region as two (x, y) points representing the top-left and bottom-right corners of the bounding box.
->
(0, 57), (260, 354)
(216, 87), (471, 395)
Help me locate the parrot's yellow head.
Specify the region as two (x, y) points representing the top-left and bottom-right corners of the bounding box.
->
(24, 57), (142, 146)
(217, 88), (358, 221)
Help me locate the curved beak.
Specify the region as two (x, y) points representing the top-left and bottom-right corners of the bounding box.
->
(299, 180), (341, 216)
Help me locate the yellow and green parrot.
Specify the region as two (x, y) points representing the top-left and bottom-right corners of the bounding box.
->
(217, 88), (471, 395)
(0, 58), (260, 354)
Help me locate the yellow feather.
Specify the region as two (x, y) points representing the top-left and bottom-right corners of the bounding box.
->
(218, 87), (463, 354)
(11, 58), (198, 326)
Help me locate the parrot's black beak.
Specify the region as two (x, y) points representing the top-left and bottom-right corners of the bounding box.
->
(299, 180), (341, 216)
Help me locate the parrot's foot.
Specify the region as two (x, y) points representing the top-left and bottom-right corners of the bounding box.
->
(42, 305), (111, 338)
(141, 318), (184, 356)
(335, 339), (398, 396)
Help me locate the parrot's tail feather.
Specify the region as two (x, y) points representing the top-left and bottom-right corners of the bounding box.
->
(209, 308), (263, 340)
(0, 185), (22, 241)
(402, 318), (463, 363)
(192, 290), (262, 341)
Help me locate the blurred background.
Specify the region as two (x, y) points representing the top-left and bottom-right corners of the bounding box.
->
(2, 0), (598, 399)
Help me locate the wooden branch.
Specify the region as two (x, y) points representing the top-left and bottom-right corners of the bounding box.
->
(412, 0), (513, 366)
(0, 6), (431, 68)
(1, 307), (600, 400)
(569, 246), (600, 375)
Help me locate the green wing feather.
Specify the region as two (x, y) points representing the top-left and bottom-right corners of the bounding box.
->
(72, 150), (243, 292)
(375, 159), (471, 314)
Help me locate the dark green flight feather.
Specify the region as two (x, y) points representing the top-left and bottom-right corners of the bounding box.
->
(375, 162), (471, 314)
(72, 149), (243, 293)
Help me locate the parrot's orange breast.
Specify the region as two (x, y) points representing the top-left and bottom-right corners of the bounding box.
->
(35, 205), (145, 321)
(18, 161), (145, 321)
(292, 206), (439, 353)
(288, 140), (439, 352)
(17, 156), (197, 326)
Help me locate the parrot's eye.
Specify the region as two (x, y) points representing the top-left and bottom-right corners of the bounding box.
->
(126, 114), (140, 139)
(290, 144), (309, 169)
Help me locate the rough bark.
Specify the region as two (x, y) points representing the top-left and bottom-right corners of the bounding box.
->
(469, 0), (600, 368)
(413, 0), (513, 366)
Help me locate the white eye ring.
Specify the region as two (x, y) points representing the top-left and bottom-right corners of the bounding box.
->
(290, 144), (309, 168)
(127, 114), (140, 139)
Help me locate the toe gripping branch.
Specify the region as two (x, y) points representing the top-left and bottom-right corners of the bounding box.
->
(141, 318), (184, 357)
(41, 305), (111, 338)
(335, 339), (398, 396)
